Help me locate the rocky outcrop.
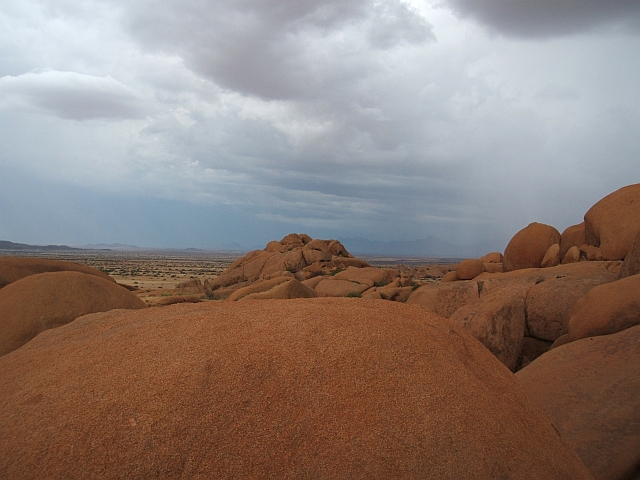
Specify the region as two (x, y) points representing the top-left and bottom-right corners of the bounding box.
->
(568, 274), (640, 342)
(206, 234), (365, 293)
(0, 299), (592, 479)
(517, 325), (640, 480)
(584, 183), (640, 260)
(503, 223), (561, 271)
(0, 256), (113, 288)
(0, 271), (146, 356)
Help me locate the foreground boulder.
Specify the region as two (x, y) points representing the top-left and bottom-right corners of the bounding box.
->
(517, 325), (640, 480)
(0, 256), (113, 288)
(0, 271), (146, 356)
(0, 299), (591, 479)
(584, 183), (640, 260)
(503, 222), (561, 271)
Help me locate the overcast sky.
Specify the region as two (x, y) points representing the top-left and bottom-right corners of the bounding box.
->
(1, 0), (639, 251)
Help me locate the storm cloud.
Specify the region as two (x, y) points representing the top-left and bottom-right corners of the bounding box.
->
(445, 0), (640, 38)
(0, 0), (638, 250)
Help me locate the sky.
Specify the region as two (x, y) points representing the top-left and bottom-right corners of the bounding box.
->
(0, 0), (639, 251)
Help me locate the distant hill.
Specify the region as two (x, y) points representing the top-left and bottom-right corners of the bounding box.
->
(338, 236), (500, 259)
(81, 243), (142, 251)
(0, 240), (84, 252)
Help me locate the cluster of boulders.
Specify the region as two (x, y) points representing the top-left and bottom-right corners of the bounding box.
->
(0, 257), (146, 357)
(403, 183), (640, 479)
(175, 233), (420, 303)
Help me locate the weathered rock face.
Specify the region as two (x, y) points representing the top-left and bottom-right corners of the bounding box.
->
(450, 295), (526, 372)
(559, 223), (586, 260)
(406, 280), (479, 318)
(503, 223), (561, 271)
(618, 230), (640, 279)
(517, 325), (640, 480)
(568, 274), (640, 342)
(525, 272), (616, 342)
(584, 183), (640, 260)
(456, 259), (485, 280)
(0, 299), (593, 479)
(0, 256), (113, 288)
(0, 271), (146, 357)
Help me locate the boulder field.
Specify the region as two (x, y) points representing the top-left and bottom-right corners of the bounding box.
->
(0, 299), (592, 479)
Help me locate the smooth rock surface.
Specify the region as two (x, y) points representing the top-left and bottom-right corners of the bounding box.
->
(584, 183), (640, 260)
(517, 325), (640, 480)
(568, 274), (640, 342)
(503, 222), (561, 271)
(0, 299), (593, 479)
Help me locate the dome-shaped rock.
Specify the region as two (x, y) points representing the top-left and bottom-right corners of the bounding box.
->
(0, 256), (113, 288)
(567, 274), (640, 342)
(560, 223), (586, 260)
(584, 183), (640, 260)
(0, 271), (146, 357)
(0, 299), (592, 479)
(503, 222), (561, 271)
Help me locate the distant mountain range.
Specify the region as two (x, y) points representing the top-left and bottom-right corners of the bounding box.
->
(338, 236), (500, 259)
(0, 240), (84, 252)
(1, 236), (501, 258)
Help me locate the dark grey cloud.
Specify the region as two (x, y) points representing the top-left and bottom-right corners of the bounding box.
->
(0, 71), (149, 120)
(116, 0), (434, 100)
(444, 0), (640, 38)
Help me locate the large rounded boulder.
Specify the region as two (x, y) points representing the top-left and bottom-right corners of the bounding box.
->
(567, 274), (640, 342)
(584, 183), (640, 260)
(0, 256), (113, 288)
(517, 325), (640, 480)
(0, 271), (146, 356)
(0, 299), (591, 479)
(503, 222), (561, 271)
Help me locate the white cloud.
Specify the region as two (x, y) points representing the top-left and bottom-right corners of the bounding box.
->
(0, 71), (151, 120)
